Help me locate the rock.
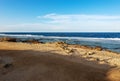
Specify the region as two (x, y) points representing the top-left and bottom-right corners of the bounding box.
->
(96, 58), (100, 61)
(87, 52), (95, 55)
(55, 41), (66, 45)
(0, 37), (17, 42)
(23, 39), (40, 44)
(94, 46), (103, 51)
(56, 41), (66, 44)
(68, 49), (74, 53)
(81, 45), (93, 50)
(55, 41), (68, 48)
(70, 49), (79, 56)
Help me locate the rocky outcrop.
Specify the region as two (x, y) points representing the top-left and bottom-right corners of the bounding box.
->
(55, 41), (76, 55)
(73, 45), (93, 50)
(94, 46), (103, 51)
(81, 45), (93, 50)
(0, 37), (43, 44)
(22, 39), (41, 44)
(73, 45), (103, 51)
(0, 37), (17, 42)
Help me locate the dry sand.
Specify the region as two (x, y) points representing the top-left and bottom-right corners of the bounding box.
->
(0, 42), (120, 81)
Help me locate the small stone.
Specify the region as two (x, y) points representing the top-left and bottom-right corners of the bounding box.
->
(87, 52), (95, 55)
(96, 58), (100, 61)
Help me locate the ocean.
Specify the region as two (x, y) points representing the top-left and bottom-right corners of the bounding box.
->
(0, 32), (120, 53)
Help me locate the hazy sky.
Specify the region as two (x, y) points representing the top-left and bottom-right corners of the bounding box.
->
(0, 0), (120, 32)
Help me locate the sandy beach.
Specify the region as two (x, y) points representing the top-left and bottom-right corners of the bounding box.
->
(0, 41), (120, 81)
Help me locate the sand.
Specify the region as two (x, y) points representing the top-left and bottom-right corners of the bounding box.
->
(0, 42), (120, 81)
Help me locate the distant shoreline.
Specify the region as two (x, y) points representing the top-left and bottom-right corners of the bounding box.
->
(0, 36), (120, 54)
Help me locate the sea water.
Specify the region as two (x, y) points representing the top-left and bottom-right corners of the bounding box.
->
(0, 32), (120, 53)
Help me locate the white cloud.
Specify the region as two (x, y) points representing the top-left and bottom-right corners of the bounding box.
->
(37, 13), (120, 31)
(38, 13), (120, 23)
(1, 13), (120, 32)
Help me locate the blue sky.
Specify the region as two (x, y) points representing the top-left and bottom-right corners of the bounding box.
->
(0, 0), (120, 32)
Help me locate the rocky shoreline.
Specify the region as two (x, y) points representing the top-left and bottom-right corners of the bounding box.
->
(0, 37), (119, 54)
(0, 38), (120, 81)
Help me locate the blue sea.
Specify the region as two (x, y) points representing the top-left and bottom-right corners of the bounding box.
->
(0, 32), (120, 53)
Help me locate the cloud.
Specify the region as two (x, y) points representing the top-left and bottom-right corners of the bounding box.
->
(38, 13), (120, 20)
(1, 13), (120, 32)
(38, 13), (120, 23)
(37, 13), (120, 31)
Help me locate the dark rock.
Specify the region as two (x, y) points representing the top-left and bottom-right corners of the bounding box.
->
(87, 52), (95, 55)
(81, 45), (93, 50)
(73, 45), (81, 48)
(94, 46), (103, 51)
(0, 37), (17, 42)
(23, 39), (40, 44)
(55, 41), (68, 47)
(96, 58), (100, 61)
(56, 41), (66, 44)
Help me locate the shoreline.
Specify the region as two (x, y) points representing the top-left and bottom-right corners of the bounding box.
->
(0, 37), (119, 54)
(0, 41), (120, 66)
